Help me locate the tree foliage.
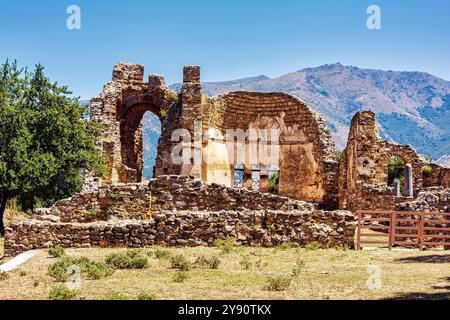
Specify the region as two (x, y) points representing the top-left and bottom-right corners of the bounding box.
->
(0, 60), (105, 235)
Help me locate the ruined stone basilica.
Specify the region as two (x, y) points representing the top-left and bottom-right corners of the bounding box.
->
(3, 63), (449, 256)
(91, 63), (449, 211)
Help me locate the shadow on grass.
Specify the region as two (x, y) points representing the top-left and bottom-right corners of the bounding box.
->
(395, 254), (450, 264)
(383, 277), (450, 300)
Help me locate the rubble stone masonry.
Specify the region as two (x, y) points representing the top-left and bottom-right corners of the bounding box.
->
(4, 176), (356, 256)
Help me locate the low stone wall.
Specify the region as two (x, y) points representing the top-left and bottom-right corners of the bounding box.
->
(396, 188), (449, 212)
(37, 175), (315, 223)
(4, 210), (356, 256)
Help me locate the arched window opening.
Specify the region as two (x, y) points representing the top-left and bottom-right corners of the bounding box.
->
(388, 156), (405, 196)
(251, 164), (261, 191)
(234, 163), (245, 188)
(267, 164), (280, 195)
(142, 111), (162, 180)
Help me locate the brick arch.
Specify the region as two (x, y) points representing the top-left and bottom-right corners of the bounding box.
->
(376, 144), (422, 188)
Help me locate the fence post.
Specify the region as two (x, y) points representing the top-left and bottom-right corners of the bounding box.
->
(356, 211), (361, 250)
(389, 211), (395, 250)
(418, 213), (424, 251)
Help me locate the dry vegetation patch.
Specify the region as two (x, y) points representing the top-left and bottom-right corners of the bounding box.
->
(0, 245), (448, 300)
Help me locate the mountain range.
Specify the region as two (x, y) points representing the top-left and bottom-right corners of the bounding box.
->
(93, 63), (450, 178)
(171, 63), (450, 164)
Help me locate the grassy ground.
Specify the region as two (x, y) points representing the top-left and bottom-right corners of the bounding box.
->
(0, 244), (448, 300)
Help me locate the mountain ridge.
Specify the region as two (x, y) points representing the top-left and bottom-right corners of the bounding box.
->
(169, 63), (450, 160)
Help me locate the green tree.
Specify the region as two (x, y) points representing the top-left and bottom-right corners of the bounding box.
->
(0, 61), (105, 235)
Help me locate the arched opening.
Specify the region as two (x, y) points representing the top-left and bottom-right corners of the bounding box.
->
(118, 104), (162, 183)
(267, 164), (280, 195)
(142, 111), (161, 180)
(233, 163), (244, 188)
(251, 164), (261, 191)
(388, 156), (405, 196)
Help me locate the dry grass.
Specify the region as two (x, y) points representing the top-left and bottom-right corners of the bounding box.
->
(0, 245), (449, 300)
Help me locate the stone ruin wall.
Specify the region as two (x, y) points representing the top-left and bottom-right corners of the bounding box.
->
(3, 176), (356, 256)
(339, 112), (421, 212)
(199, 91), (337, 205)
(91, 63), (340, 208)
(89, 63), (178, 186)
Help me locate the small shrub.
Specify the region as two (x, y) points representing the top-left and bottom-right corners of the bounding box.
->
(107, 192), (119, 202)
(138, 292), (158, 300)
(304, 241), (325, 251)
(265, 276), (292, 291)
(154, 249), (172, 260)
(49, 256), (114, 282)
(422, 165), (433, 176)
(86, 209), (97, 218)
(170, 254), (191, 271)
(194, 255), (221, 269)
(33, 280), (40, 287)
(275, 241), (297, 251)
(19, 270), (27, 277)
(48, 246), (65, 258)
(172, 271), (188, 283)
(239, 256), (252, 270)
(104, 293), (129, 300)
(84, 261), (114, 280)
(105, 250), (149, 270)
(255, 258), (268, 271)
(48, 285), (78, 300)
(160, 109), (168, 119)
(215, 238), (235, 254)
(292, 259), (305, 277)
(0, 272), (9, 281)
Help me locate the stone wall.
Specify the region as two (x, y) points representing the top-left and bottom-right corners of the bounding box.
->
(396, 188), (450, 213)
(338, 111), (425, 212)
(34, 175), (315, 223)
(4, 210), (356, 257)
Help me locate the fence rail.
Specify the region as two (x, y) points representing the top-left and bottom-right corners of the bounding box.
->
(356, 210), (450, 250)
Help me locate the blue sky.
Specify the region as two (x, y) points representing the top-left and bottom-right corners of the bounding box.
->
(1, 0), (449, 99)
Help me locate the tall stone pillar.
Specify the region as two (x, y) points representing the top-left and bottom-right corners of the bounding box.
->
(180, 66), (203, 178)
(404, 164), (414, 197)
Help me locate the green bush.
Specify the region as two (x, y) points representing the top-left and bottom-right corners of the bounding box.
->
(172, 271), (188, 283)
(49, 256), (114, 282)
(0, 272), (9, 281)
(48, 285), (78, 300)
(214, 238), (235, 254)
(264, 276), (292, 291)
(422, 165), (433, 176)
(138, 292), (158, 300)
(304, 241), (326, 251)
(33, 280), (40, 287)
(107, 192), (119, 201)
(48, 246), (65, 258)
(104, 293), (129, 300)
(275, 241), (297, 251)
(170, 254), (191, 271)
(154, 249), (172, 260)
(105, 250), (149, 270)
(19, 270), (27, 277)
(194, 255), (221, 269)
